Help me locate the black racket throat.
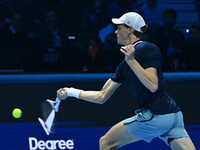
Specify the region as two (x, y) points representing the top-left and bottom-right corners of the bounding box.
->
(41, 101), (52, 119)
(41, 100), (56, 133)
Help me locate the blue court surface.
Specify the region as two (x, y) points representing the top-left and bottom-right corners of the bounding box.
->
(0, 122), (199, 150)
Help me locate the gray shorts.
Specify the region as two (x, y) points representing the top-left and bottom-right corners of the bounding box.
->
(124, 109), (189, 146)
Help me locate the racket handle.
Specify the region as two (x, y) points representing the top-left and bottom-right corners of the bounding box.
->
(55, 89), (65, 112)
(55, 98), (61, 112)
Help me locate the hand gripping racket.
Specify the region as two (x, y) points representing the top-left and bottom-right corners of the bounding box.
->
(38, 90), (64, 135)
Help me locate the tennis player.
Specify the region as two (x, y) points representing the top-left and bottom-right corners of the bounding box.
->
(57, 12), (195, 150)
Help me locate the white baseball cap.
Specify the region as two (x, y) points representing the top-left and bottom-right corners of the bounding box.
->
(112, 12), (146, 33)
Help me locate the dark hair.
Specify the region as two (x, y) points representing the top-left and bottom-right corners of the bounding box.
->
(164, 9), (177, 19)
(125, 24), (148, 38)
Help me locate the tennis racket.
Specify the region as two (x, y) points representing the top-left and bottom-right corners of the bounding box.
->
(38, 90), (64, 135)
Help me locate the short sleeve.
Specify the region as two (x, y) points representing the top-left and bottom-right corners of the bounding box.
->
(140, 44), (162, 71)
(111, 61), (126, 83)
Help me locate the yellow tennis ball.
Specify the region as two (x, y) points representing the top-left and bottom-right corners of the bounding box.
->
(12, 108), (22, 118)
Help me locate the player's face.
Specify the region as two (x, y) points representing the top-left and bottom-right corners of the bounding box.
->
(115, 24), (130, 45)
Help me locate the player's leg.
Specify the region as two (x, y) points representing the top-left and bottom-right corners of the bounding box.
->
(99, 120), (141, 150)
(169, 136), (196, 150)
(99, 109), (171, 150)
(159, 111), (196, 150)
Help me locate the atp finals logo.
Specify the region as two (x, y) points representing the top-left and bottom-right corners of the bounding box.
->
(28, 137), (74, 150)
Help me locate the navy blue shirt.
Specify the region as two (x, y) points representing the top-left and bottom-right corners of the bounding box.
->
(111, 41), (181, 114)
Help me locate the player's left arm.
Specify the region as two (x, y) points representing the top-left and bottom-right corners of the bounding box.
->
(120, 45), (158, 93)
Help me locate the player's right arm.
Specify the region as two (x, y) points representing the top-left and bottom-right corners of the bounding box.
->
(57, 78), (120, 104)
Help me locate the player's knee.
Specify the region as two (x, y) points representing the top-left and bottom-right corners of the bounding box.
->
(99, 136), (117, 150)
(99, 136), (107, 149)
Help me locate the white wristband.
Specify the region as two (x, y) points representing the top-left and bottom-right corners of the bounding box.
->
(67, 88), (83, 99)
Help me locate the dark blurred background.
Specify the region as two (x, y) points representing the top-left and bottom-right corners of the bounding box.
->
(0, 0), (199, 73)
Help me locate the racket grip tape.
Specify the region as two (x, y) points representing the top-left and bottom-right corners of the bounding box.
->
(55, 89), (65, 112)
(55, 98), (61, 112)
